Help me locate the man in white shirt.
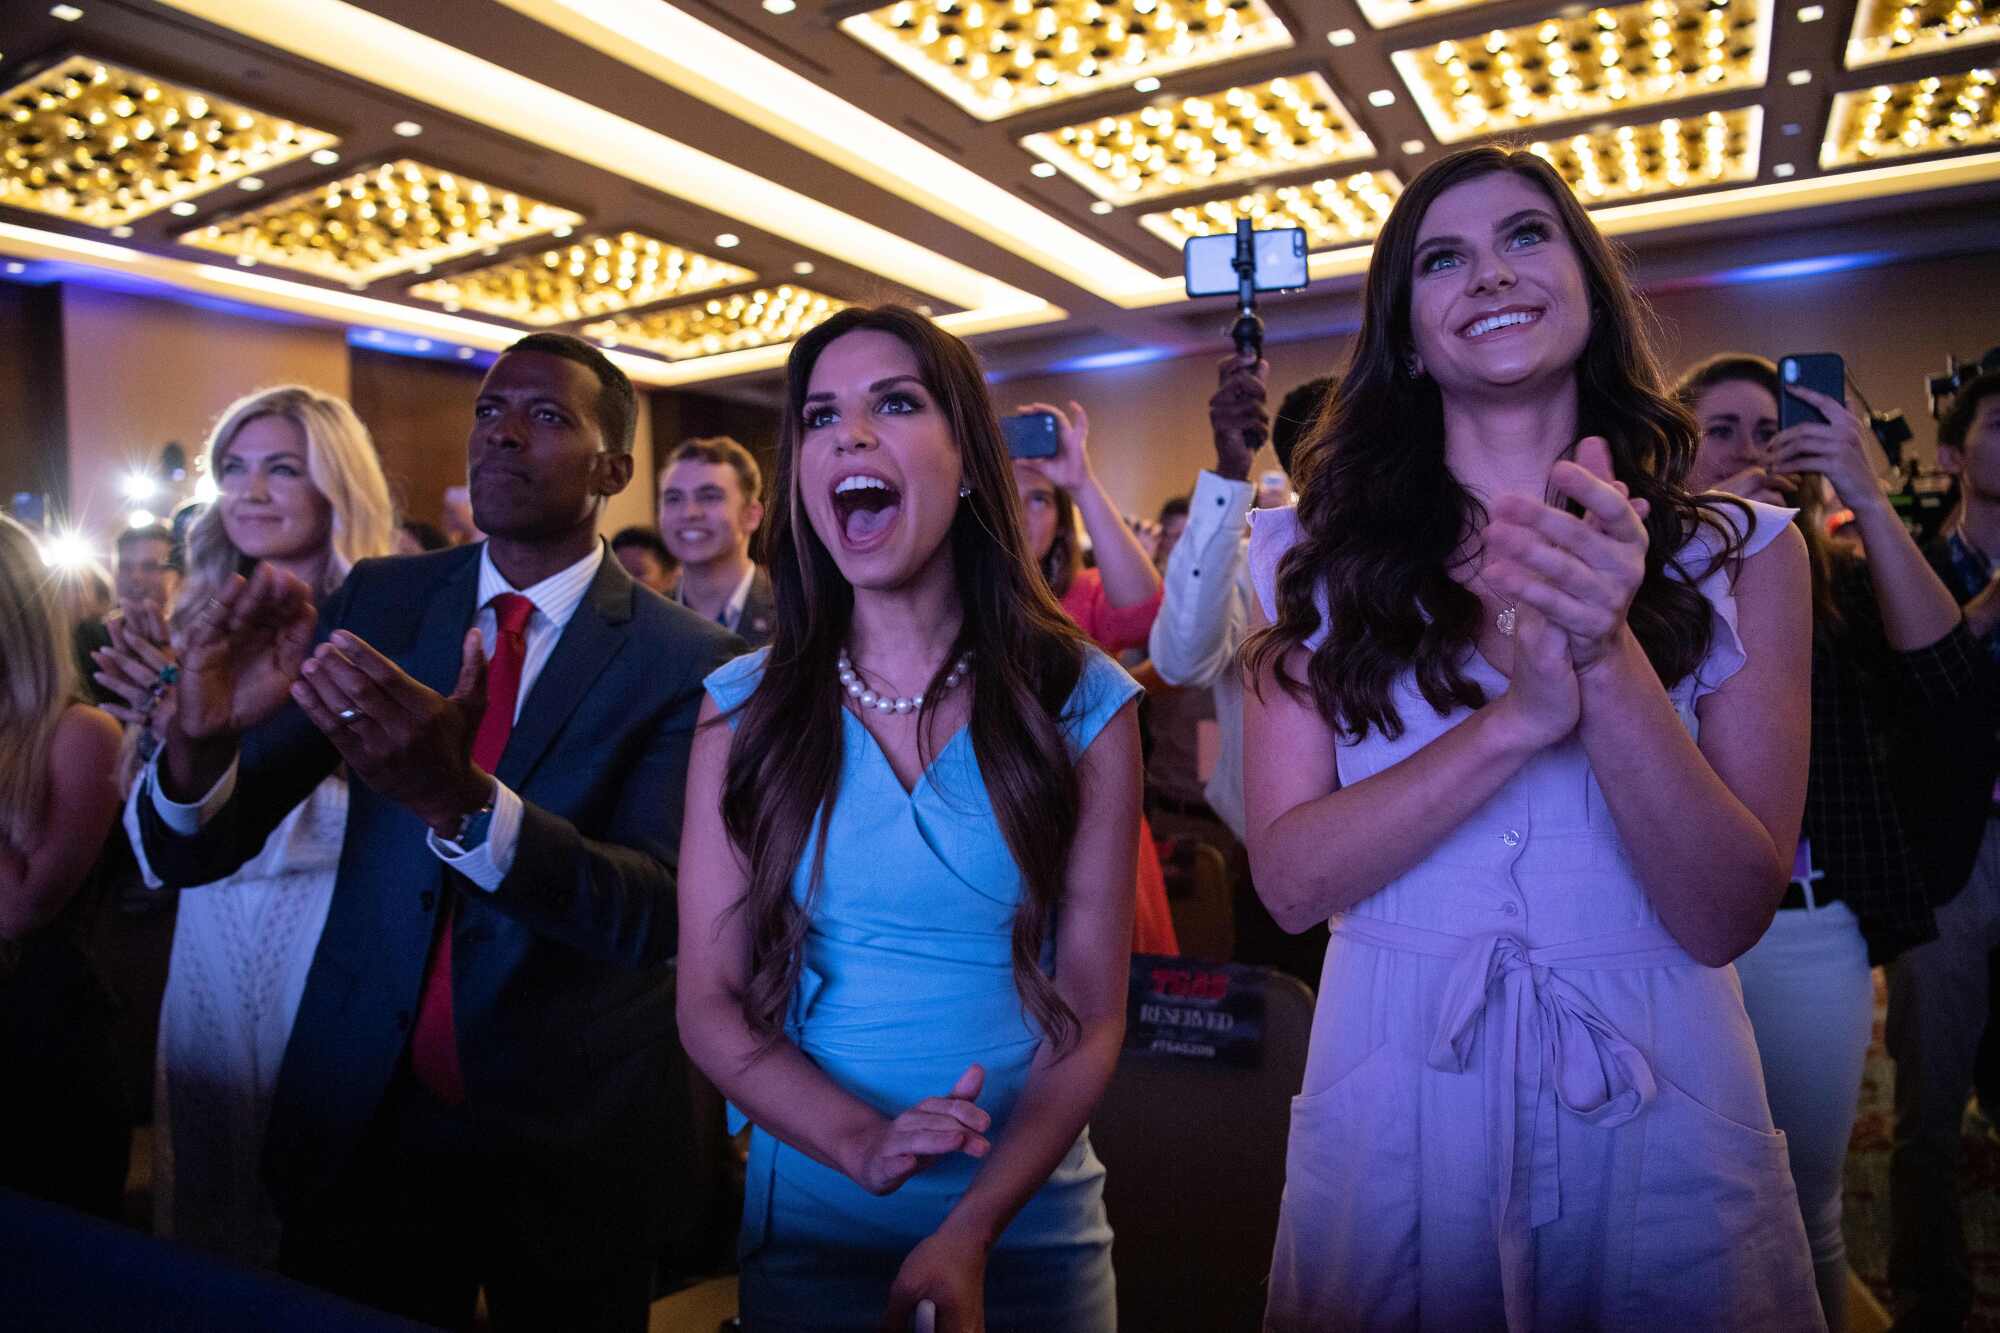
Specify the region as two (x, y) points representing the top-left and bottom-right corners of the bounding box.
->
(135, 333), (742, 1332)
(1148, 351), (1333, 983)
(658, 435), (775, 647)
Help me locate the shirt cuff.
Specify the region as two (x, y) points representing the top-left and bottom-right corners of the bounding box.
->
(1186, 470), (1255, 547)
(426, 779), (524, 892)
(147, 753), (239, 835)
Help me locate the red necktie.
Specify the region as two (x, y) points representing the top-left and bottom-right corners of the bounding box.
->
(410, 591), (535, 1105)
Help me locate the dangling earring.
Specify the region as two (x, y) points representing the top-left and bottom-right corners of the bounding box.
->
(959, 483), (972, 497)
(1405, 354), (1425, 379)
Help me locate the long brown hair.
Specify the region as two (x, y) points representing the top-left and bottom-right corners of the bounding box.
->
(1247, 146), (1744, 739)
(720, 305), (1092, 1052)
(1674, 353), (1846, 639)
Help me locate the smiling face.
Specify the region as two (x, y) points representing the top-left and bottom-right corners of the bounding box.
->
(217, 415), (333, 564)
(1688, 378), (1780, 493)
(1406, 171), (1592, 402)
(797, 328), (965, 591)
(468, 350), (625, 542)
(658, 459), (761, 568)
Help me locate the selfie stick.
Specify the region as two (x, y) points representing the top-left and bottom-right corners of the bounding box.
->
(1230, 218), (1264, 362)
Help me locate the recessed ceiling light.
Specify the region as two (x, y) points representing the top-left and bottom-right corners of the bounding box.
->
(481, 244), (499, 256)
(455, 347), (474, 359)
(169, 201), (198, 217)
(4, 263), (24, 275)
(1774, 162), (1797, 177)
(309, 148), (340, 166)
(442, 299), (461, 311)
(552, 224), (573, 238)
(1782, 121), (1802, 135)
(714, 232), (741, 248)
(762, 0), (796, 11)
(413, 261), (432, 274)
(1787, 69), (1812, 85)
(1030, 162), (1059, 178)
(234, 255), (255, 266)
(50, 5), (83, 21)
(1090, 200), (1114, 214)
(600, 336), (620, 348)
(414, 338), (432, 351)
(1368, 88), (1396, 107)
(1402, 138), (1426, 154)
(1327, 28), (1357, 47)
(109, 225), (133, 238)
(1796, 3), (1824, 19)
(392, 120), (423, 137)
(238, 176), (264, 191)
(792, 260), (815, 275)
(366, 329), (386, 342)
(1134, 77), (1161, 94)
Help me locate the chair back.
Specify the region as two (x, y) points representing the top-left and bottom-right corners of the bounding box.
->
(1089, 964), (1315, 1332)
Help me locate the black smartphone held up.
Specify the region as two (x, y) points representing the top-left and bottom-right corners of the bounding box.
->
(1002, 410), (1061, 460)
(1778, 353), (1845, 431)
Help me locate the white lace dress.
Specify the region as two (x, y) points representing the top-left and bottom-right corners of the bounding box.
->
(124, 775), (346, 1264)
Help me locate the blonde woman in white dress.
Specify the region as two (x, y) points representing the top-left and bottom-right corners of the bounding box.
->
(95, 385), (393, 1263)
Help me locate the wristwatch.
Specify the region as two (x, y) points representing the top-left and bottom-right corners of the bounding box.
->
(439, 780), (498, 852)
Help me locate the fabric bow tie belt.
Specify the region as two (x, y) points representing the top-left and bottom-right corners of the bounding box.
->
(1328, 914), (1690, 1328)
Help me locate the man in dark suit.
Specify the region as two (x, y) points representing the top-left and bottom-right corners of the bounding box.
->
(136, 333), (742, 1332)
(656, 434), (775, 647)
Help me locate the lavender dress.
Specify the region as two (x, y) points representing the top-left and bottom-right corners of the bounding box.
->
(1249, 500), (1820, 1332)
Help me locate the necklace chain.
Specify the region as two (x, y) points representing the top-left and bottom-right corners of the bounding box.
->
(1470, 568), (1519, 638)
(839, 648), (971, 716)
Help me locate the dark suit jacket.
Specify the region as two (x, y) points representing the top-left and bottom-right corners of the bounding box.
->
(136, 544), (743, 1271)
(736, 566), (776, 650)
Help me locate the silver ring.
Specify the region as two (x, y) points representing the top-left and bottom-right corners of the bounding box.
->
(336, 707), (361, 723)
(203, 596), (226, 616)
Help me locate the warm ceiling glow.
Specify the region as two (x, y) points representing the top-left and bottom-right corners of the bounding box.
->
(1393, 0), (1775, 143)
(1822, 67), (1998, 165)
(582, 285), (846, 361)
(0, 55), (337, 228)
(177, 159), (583, 284)
(1526, 106), (1763, 203)
(1845, 0), (1999, 68)
(405, 231), (753, 325)
(1137, 170), (1402, 251)
(1354, 0), (1511, 30)
(840, 0), (1296, 121)
(1020, 74), (1374, 203)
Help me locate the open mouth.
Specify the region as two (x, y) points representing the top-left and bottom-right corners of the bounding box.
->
(1460, 307), (1544, 339)
(830, 473), (902, 550)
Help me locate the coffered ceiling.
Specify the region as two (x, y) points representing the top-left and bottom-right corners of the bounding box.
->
(0, 0), (1995, 393)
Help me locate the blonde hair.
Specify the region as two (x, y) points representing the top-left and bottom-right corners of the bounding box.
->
(180, 386), (396, 610)
(0, 515), (78, 847)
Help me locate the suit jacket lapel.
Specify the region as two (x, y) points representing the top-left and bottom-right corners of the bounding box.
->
(411, 553), (482, 694)
(494, 552), (633, 790)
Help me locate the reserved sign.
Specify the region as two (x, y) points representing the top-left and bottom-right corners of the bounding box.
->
(1124, 954), (1267, 1067)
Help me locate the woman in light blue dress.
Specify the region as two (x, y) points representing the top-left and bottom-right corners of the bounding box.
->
(677, 305), (1141, 1333)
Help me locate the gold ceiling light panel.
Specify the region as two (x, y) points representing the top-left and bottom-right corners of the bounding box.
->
(840, 0), (1295, 122)
(0, 55), (336, 228)
(1846, 0), (2000, 68)
(1137, 170), (1402, 251)
(1021, 75), (1373, 203)
(1822, 68), (1999, 166)
(1353, 0), (1516, 32)
(1392, 0), (1776, 144)
(1526, 106), (1762, 202)
(177, 159), (583, 285)
(583, 286), (848, 361)
(406, 232), (754, 326)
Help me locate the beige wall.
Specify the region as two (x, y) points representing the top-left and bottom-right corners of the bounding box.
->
(599, 392), (656, 538)
(60, 286), (352, 541)
(1000, 249), (2000, 520)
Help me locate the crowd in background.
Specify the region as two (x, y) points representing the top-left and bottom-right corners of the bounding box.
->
(3, 143), (2000, 1332)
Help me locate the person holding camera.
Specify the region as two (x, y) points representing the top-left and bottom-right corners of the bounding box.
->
(1890, 366), (2000, 1331)
(1242, 146), (1819, 1329)
(1675, 353), (1990, 1332)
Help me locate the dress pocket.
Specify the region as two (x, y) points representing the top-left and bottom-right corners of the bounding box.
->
(1621, 1074), (1820, 1331)
(1266, 1040), (1420, 1332)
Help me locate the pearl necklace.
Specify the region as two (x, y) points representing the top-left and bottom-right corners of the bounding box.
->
(838, 648), (971, 715)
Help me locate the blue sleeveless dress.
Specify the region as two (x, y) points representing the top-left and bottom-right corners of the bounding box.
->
(704, 646), (1138, 1333)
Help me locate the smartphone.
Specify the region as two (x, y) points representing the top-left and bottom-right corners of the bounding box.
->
(1002, 411), (1061, 460)
(1184, 227), (1308, 298)
(1778, 353), (1844, 431)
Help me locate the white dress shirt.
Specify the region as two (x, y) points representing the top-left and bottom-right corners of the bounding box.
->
(674, 559), (757, 633)
(150, 541), (607, 893)
(1146, 469), (1256, 839)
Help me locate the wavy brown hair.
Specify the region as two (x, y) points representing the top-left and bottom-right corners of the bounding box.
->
(720, 305), (1092, 1052)
(1675, 353), (1846, 640)
(1247, 145), (1746, 739)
